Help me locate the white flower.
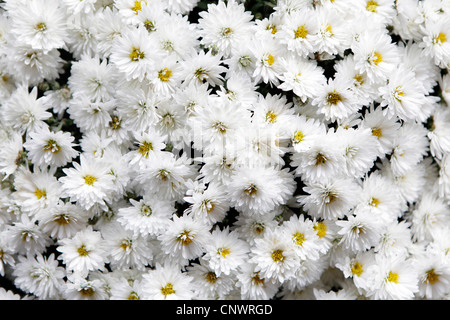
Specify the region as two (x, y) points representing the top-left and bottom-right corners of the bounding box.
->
(197, 0), (254, 58)
(414, 250), (450, 300)
(23, 126), (78, 169)
(157, 214), (210, 261)
(235, 263), (279, 300)
(57, 226), (109, 277)
(202, 227), (249, 276)
(13, 253), (66, 299)
(59, 154), (116, 211)
(1, 86), (51, 135)
(250, 227), (300, 283)
(178, 50), (227, 88)
(141, 262), (194, 300)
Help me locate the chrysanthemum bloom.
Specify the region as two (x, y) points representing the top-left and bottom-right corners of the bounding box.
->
(110, 25), (163, 82)
(8, 0), (68, 52)
(414, 250), (450, 300)
(117, 195), (174, 237)
(158, 214), (210, 261)
(352, 30), (400, 83)
(367, 256), (419, 300)
(249, 35), (285, 86)
(178, 50), (227, 88)
(36, 200), (88, 240)
(250, 227), (300, 283)
(5, 214), (52, 257)
(13, 253), (66, 299)
(124, 129), (167, 170)
(23, 126), (78, 169)
(102, 222), (153, 272)
(57, 226), (109, 277)
(1, 86), (51, 135)
(409, 192), (450, 243)
(278, 55), (327, 103)
(420, 14), (450, 68)
(63, 274), (108, 300)
(233, 210), (279, 246)
(110, 277), (146, 300)
(235, 263), (280, 300)
(299, 176), (360, 220)
(0, 234), (15, 277)
(0, 131), (24, 180)
(335, 250), (377, 293)
(427, 104), (450, 160)
(141, 263), (194, 300)
(184, 182), (229, 226)
(374, 220), (413, 258)
(197, 0), (253, 58)
(186, 260), (235, 299)
(278, 8), (318, 57)
(228, 166), (296, 215)
(60, 154), (116, 211)
(68, 55), (118, 102)
(202, 227), (249, 276)
(281, 214), (323, 261)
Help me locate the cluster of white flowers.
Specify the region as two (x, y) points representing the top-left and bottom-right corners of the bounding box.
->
(0, 0), (449, 300)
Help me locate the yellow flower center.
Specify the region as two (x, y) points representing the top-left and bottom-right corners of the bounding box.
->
(218, 247), (231, 258)
(34, 188), (46, 200)
(266, 24), (277, 34)
(84, 175), (97, 186)
(54, 214), (70, 225)
(434, 33), (446, 44)
(315, 152), (328, 166)
(366, 0), (379, 12)
(354, 74), (364, 85)
(293, 232), (305, 246)
(294, 130), (305, 143)
(161, 283), (175, 298)
(271, 249), (285, 262)
(140, 204), (152, 217)
(79, 286), (95, 296)
(120, 239), (132, 251)
(294, 25), (308, 39)
(127, 291), (140, 300)
(130, 47), (145, 61)
(314, 221), (327, 238)
(426, 269), (439, 284)
(36, 22), (47, 31)
(205, 272), (218, 283)
(132, 0), (143, 14)
(158, 68), (172, 82)
(244, 184), (258, 196)
(327, 91), (343, 105)
(387, 271), (399, 283)
(177, 230), (193, 245)
(372, 52), (383, 65)
(372, 127), (382, 138)
(138, 141), (153, 158)
(394, 85), (406, 101)
(251, 272), (265, 286)
(265, 54), (275, 66)
(77, 245), (90, 257)
(43, 139), (61, 153)
(351, 261), (364, 277)
(265, 111), (277, 123)
(369, 197), (380, 207)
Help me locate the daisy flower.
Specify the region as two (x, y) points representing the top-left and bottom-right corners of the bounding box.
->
(420, 14), (450, 68)
(157, 214), (210, 261)
(13, 253), (66, 300)
(178, 50), (227, 88)
(352, 30), (400, 83)
(59, 154), (116, 211)
(186, 260), (235, 299)
(184, 182), (229, 226)
(299, 176), (360, 220)
(8, 0), (68, 52)
(124, 129), (167, 170)
(427, 104), (450, 160)
(235, 263), (280, 300)
(1, 86), (51, 135)
(357, 0), (397, 25)
(64, 274), (108, 300)
(68, 55), (117, 102)
(250, 227), (300, 283)
(23, 126), (78, 169)
(57, 226), (109, 277)
(95, 6), (129, 59)
(36, 200), (88, 240)
(278, 55), (327, 103)
(280, 214), (322, 261)
(277, 8), (318, 57)
(116, 195), (175, 238)
(202, 227), (249, 276)
(0, 131), (24, 180)
(141, 262), (194, 300)
(197, 0), (254, 58)
(110, 25), (163, 82)
(367, 255), (419, 300)
(228, 166), (296, 215)
(374, 220), (413, 259)
(414, 250), (450, 300)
